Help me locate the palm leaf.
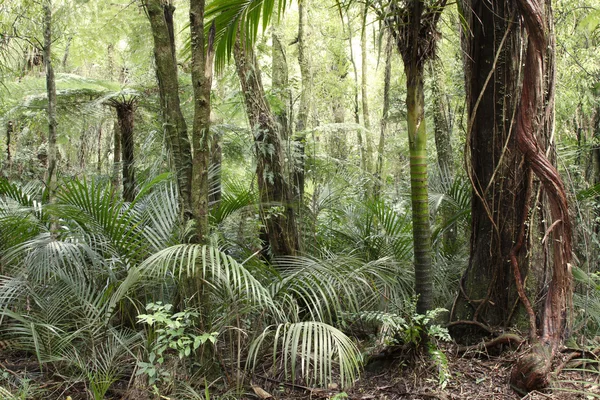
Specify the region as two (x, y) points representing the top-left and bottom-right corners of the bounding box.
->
(138, 244), (277, 312)
(206, 0), (288, 73)
(248, 321), (362, 388)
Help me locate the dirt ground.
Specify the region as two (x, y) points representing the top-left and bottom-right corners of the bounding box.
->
(2, 343), (600, 399)
(249, 344), (600, 400)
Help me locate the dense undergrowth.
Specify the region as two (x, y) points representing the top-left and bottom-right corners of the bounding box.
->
(0, 171), (599, 399)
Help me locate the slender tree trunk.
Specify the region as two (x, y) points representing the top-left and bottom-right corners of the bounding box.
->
(429, 60), (454, 178)
(209, 132), (222, 206)
(190, 0), (215, 243)
(61, 35), (72, 70)
(6, 121), (13, 169)
(360, 2), (371, 131)
(144, 0), (193, 219)
(294, 0), (310, 201)
(406, 62), (434, 314)
(387, 0), (446, 314)
(233, 37), (299, 258)
(272, 25), (290, 140)
(112, 120), (121, 187)
(43, 0), (57, 199)
(95, 124), (101, 174)
(345, 13), (367, 171)
(115, 101), (137, 202)
(374, 34), (393, 198)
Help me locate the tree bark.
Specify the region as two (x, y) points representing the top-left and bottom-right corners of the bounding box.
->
(429, 60), (454, 178)
(144, 0), (193, 218)
(374, 34), (393, 198)
(112, 120), (121, 187)
(6, 121), (13, 169)
(452, 0), (529, 332)
(451, 0), (572, 391)
(345, 13), (367, 172)
(43, 0), (57, 200)
(190, 0), (215, 244)
(272, 25), (290, 140)
(115, 101), (137, 202)
(294, 0), (310, 201)
(386, 0), (446, 314)
(360, 2), (370, 131)
(233, 37), (299, 258)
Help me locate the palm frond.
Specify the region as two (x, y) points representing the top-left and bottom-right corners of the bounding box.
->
(139, 244), (277, 311)
(272, 254), (411, 322)
(206, 0), (288, 73)
(248, 321), (362, 388)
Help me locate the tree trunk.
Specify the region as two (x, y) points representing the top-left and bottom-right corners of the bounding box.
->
(112, 120), (121, 187)
(387, 0), (446, 314)
(233, 37), (299, 258)
(115, 101), (137, 202)
(360, 3), (370, 131)
(429, 60), (454, 178)
(374, 34), (393, 198)
(43, 0), (57, 200)
(451, 0), (529, 332)
(406, 62), (434, 314)
(190, 0), (215, 244)
(6, 121), (13, 169)
(144, 0), (193, 219)
(451, 0), (572, 391)
(272, 25), (290, 140)
(345, 13), (367, 171)
(294, 0), (310, 201)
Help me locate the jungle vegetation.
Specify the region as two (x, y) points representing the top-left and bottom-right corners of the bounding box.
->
(1, 0), (600, 398)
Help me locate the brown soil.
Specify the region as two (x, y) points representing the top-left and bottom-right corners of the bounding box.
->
(2, 344), (600, 399)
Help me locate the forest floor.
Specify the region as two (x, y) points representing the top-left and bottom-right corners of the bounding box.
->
(2, 343), (600, 399)
(251, 342), (600, 400)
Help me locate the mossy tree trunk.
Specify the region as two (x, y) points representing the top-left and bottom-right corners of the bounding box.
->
(374, 34), (393, 198)
(115, 100), (137, 202)
(144, 0), (193, 219)
(43, 0), (57, 200)
(112, 120), (120, 188)
(294, 0), (310, 202)
(190, 0), (215, 244)
(233, 36), (299, 258)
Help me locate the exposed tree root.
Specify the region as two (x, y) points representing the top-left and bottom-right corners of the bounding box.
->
(511, 343), (553, 392)
(457, 333), (525, 354)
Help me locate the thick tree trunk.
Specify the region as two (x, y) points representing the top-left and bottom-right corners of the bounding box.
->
(233, 37), (299, 258)
(190, 0), (215, 244)
(144, 0), (193, 218)
(452, 0), (572, 392)
(451, 0), (527, 330)
(43, 0), (57, 199)
(115, 101), (137, 202)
